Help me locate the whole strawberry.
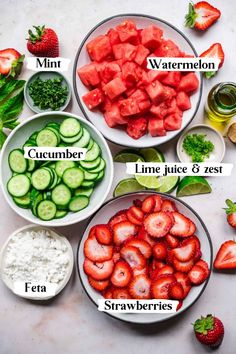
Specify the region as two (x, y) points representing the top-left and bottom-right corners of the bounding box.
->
(224, 199), (236, 228)
(27, 25), (59, 57)
(193, 314), (224, 348)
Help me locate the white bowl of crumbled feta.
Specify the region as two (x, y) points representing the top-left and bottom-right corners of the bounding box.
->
(0, 224), (74, 300)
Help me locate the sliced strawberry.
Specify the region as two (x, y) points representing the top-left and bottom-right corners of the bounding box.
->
(181, 235), (201, 251)
(111, 260), (132, 287)
(188, 265), (208, 285)
(125, 238), (152, 258)
(172, 242), (196, 262)
(184, 220), (196, 237)
(153, 242), (168, 260)
(95, 224), (113, 245)
(120, 245), (146, 269)
(214, 240), (236, 270)
(133, 266), (148, 277)
(142, 196), (155, 213)
(137, 226), (156, 247)
(126, 210), (142, 225)
(185, 2), (221, 31)
(113, 221), (138, 246)
(113, 251), (121, 263)
(194, 249), (202, 262)
(195, 260), (210, 276)
(153, 195), (163, 212)
(133, 199), (143, 208)
(144, 212), (172, 238)
(166, 234), (180, 248)
(161, 199), (177, 213)
(109, 209), (128, 229)
(129, 275), (151, 299)
(102, 287), (113, 299)
(173, 258), (194, 273)
(151, 274), (176, 299)
(84, 234), (113, 262)
(83, 258), (114, 280)
(166, 249), (175, 265)
(113, 287), (131, 299)
(88, 277), (110, 291)
(129, 206), (144, 220)
(174, 272), (191, 298)
(88, 225), (97, 238)
(170, 212), (191, 237)
(0, 48), (23, 76)
(156, 265), (174, 276)
(176, 301), (183, 311)
(168, 282), (184, 300)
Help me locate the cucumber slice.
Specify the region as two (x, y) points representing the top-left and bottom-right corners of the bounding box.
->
(55, 210), (68, 219)
(51, 184), (71, 207)
(46, 127), (61, 144)
(80, 156), (101, 170)
(72, 128), (90, 148)
(7, 174), (31, 197)
(36, 129), (58, 147)
(60, 129), (83, 144)
(9, 149), (28, 173)
(27, 159), (36, 172)
(32, 168), (52, 190)
(88, 158), (106, 173)
(31, 192), (43, 216)
(55, 161), (76, 177)
(46, 122), (60, 131)
(49, 169), (58, 190)
(62, 167), (84, 189)
(60, 118), (81, 137)
(87, 139), (94, 150)
(43, 191), (52, 200)
(95, 170), (104, 182)
(69, 195), (89, 212)
(37, 200), (57, 221)
(75, 187), (94, 197)
(82, 169), (98, 181)
(85, 142), (100, 161)
(13, 192), (31, 208)
(80, 180), (94, 188)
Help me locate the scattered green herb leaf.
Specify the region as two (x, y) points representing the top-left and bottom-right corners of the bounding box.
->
(183, 133), (214, 162)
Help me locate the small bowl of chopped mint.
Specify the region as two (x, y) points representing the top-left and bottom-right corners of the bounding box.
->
(177, 124), (225, 163)
(24, 71), (71, 113)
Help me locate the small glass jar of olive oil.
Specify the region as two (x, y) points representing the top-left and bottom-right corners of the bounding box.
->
(205, 82), (236, 123)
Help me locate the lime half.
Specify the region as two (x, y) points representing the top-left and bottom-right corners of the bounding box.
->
(113, 178), (145, 197)
(139, 147), (165, 162)
(176, 176), (212, 197)
(157, 176), (180, 193)
(114, 149), (144, 163)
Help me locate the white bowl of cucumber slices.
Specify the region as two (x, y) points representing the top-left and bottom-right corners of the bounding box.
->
(0, 112), (113, 226)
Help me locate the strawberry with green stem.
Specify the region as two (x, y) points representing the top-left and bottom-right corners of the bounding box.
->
(185, 1), (221, 31)
(224, 199), (236, 228)
(27, 25), (59, 57)
(193, 314), (224, 348)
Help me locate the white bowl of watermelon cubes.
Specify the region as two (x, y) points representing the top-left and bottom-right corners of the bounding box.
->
(74, 14), (202, 147)
(0, 112), (113, 227)
(77, 192), (212, 324)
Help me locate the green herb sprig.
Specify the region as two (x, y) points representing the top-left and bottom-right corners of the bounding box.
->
(183, 133), (214, 162)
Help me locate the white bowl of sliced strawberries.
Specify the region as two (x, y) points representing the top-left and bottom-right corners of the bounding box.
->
(77, 192), (212, 324)
(73, 14), (202, 147)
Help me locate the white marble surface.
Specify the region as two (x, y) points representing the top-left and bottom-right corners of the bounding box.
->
(1, 0), (236, 353)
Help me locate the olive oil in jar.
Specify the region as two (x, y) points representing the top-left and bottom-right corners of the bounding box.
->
(205, 82), (236, 123)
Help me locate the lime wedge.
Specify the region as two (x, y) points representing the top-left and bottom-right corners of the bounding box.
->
(113, 178), (145, 197)
(139, 147), (165, 162)
(114, 149), (144, 163)
(176, 176), (212, 197)
(135, 158), (161, 189)
(157, 176), (180, 193)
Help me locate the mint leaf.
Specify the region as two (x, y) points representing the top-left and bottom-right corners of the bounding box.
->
(0, 130), (7, 149)
(0, 79), (25, 103)
(0, 90), (24, 123)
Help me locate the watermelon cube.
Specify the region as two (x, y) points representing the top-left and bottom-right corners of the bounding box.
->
(104, 103), (128, 127)
(145, 80), (166, 104)
(162, 72), (181, 88)
(101, 62), (121, 83)
(103, 77), (126, 99)
(77, 63), (100, 87)
(178, 73), (199, 93)
(138, 99), (151, 112)
(147, 70), (168, 82)
(113, 43), (137, 61)
(119, 98), (140, 116)
(107, 28), (120, 45)
(176, 91), (191, 111)
(134, 45), (150, 66)
(164, 113), (182, 131)
(127, 117), (148, 139)
(86, 35), (112, 62)
(154, 40), (181, 57)
(122, 62), (138, 86)
(141, 25), (163, 50)
(82, 88), (104, 110)
(130, 89), (149, 102)
(148, 117), (166, 136)
(116, 20), (139, 44)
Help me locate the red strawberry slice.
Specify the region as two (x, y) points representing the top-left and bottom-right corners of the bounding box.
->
(125, 238), (152, 258)
(185, 2), (221, 31)
(142, 196), (155, 213)
(195, 260), (210, 276)
(126, 210), (142, 225)
(166, 249), (175, 265)
(144, 212), (172, 238)
(84, 234), (113, 262)
(113, 221), (138, 245)
(181, 235), (201, 251)
(120, 245), (146, 269)
(88, 277), (110, 291)
(184, 220), (196, 237)
(151, 274), (176, 299)
(0, 48), (23, 76)
(194, 249), (202, 262)
(156, 265), (174, 277)
(176, 301), (183, 311)
(109, 209), (128, 229)
(95, 224), (113, 245)
(111, 260), (132, 287)
(188, 265), (208, 285)
(137, 226), (156, 247)
(153, 195), (163, 212)
(166, 234), (180, 248)
(133, 199), (143, 208)
(214, 240), (236, 270)
(172, 242), (196, 262)
(133, 266), (148, 277)
(168, 281), (184, 300)
(102, 287), (114, 299)
(88, 225), (97, 238)
(170, 212), (191, 237)
(173, 257), (194, 273)
(153, 242), (168, 260)
(129, 275), (151, 299)
(113, 251), (121, 263)
(129, 206), (144, 220)
(113, 287), (131, 299)
(174, 272), (191, 298)
(84, 258), (114, 280)
(161, 199), (177, 213)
